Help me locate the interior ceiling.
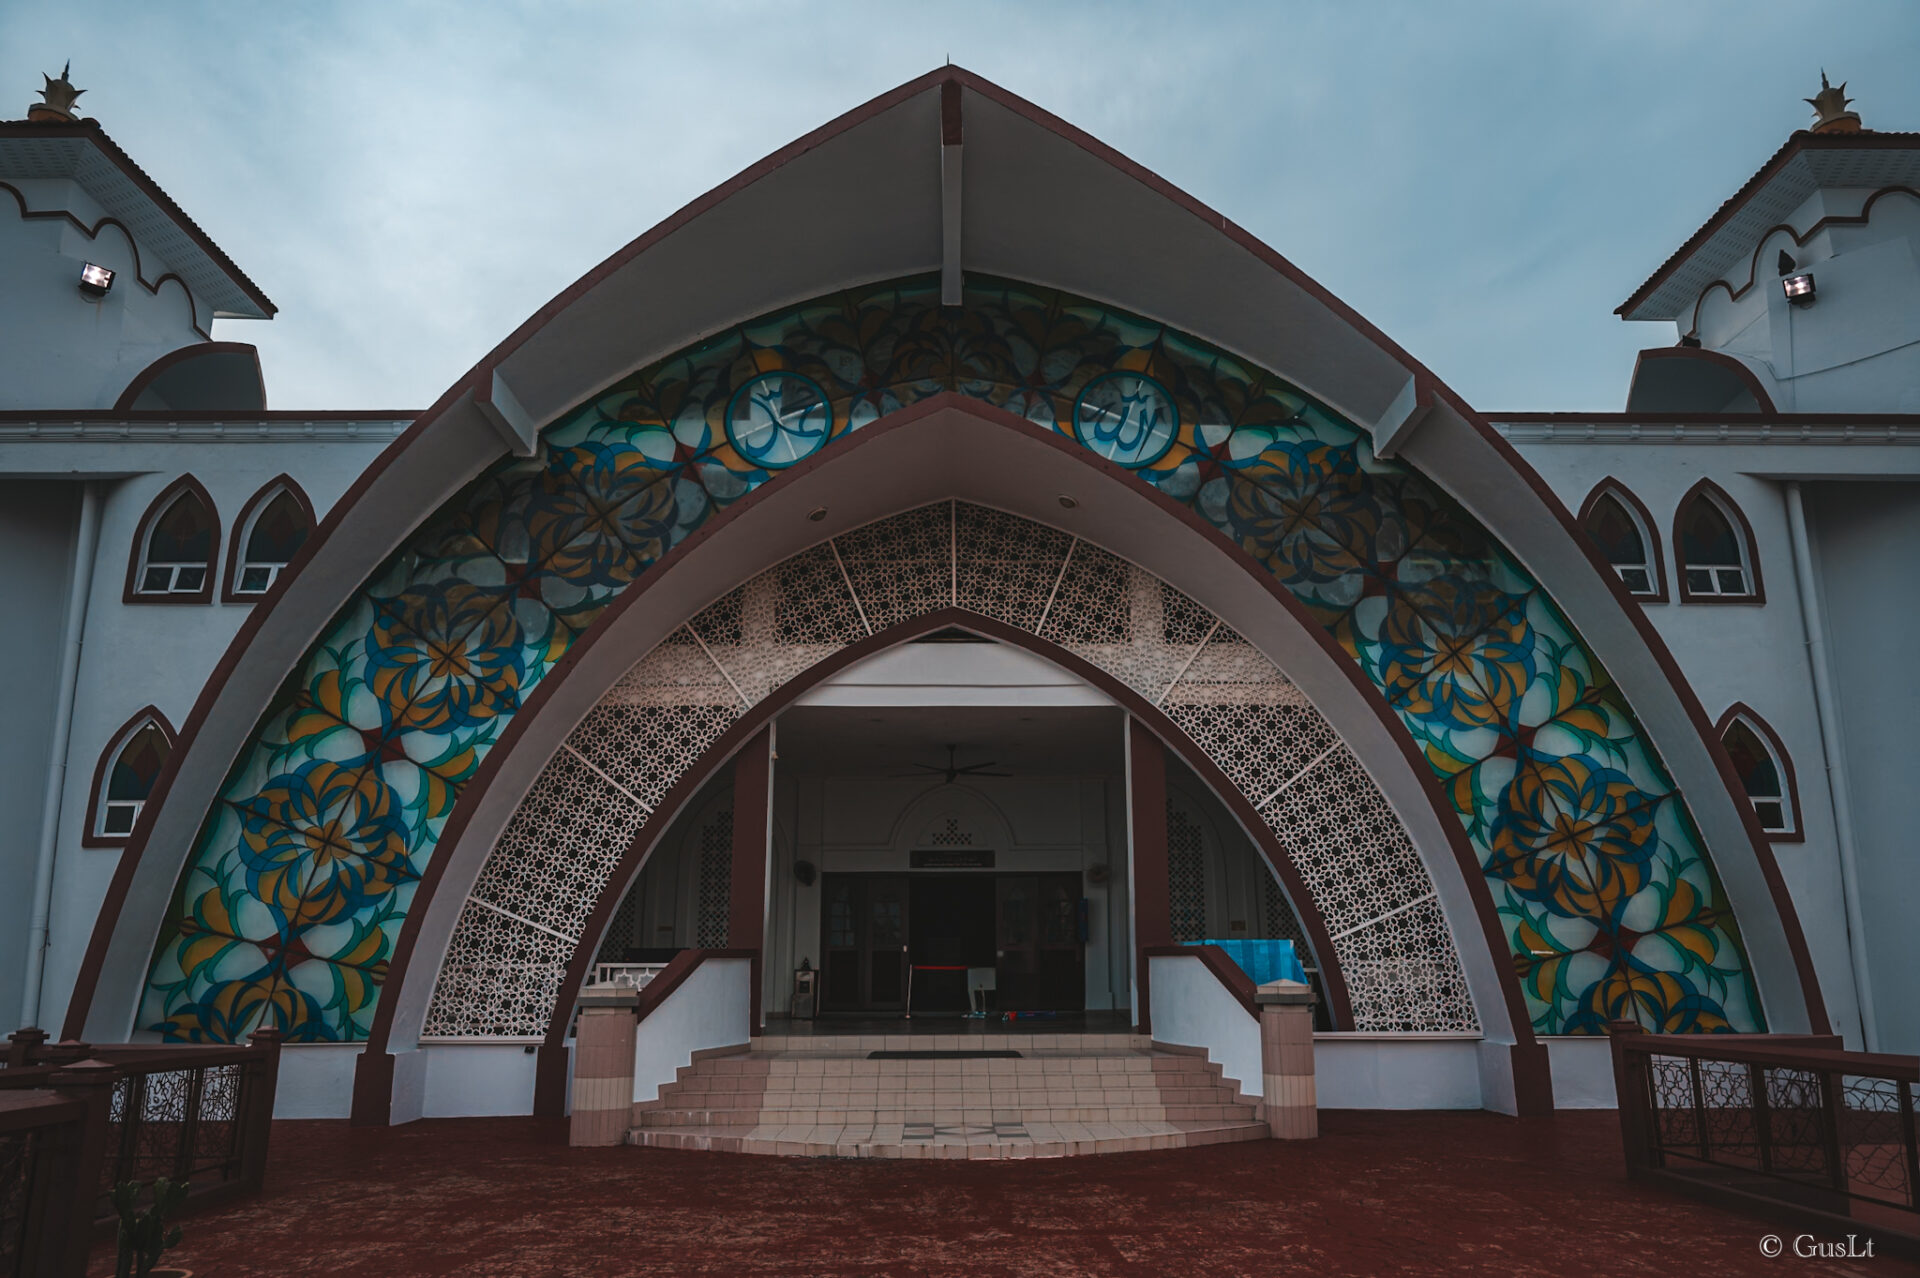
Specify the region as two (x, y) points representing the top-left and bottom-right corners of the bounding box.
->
(774, 704), (1124, 778)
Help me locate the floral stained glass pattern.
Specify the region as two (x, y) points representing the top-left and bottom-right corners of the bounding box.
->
(142, 275), (1762, 1041)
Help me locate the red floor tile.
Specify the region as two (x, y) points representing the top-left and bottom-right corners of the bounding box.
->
(98, 1110), (1917, 1277)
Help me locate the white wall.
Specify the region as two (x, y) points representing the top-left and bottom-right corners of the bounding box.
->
(1146, 953), (1261, 1097)
(632, 957), (753, 1104)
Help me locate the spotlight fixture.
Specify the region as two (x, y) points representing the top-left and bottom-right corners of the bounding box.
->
(78, 262), (114, 298)
(1782, 273), (1816, 306)
(806, 506), (828, 522)
(1057, 494), (1079, 509)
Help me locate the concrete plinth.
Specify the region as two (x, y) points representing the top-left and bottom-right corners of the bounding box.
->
(570, 988), (639, 1147)
(1255, 979), (1316, 1140)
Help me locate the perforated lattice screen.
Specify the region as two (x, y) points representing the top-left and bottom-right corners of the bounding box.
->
(422, 501), (1478, 1038)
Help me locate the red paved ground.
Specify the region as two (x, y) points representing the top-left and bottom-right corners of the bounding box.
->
(98, 1111), (1916, 1277)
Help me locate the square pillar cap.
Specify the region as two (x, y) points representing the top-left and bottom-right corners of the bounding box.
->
(578, 987), (641, 1009)
(1255, 979), (1315, 1007)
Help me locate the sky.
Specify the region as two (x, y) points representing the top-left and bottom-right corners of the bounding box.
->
(5, 2), (1918, 414)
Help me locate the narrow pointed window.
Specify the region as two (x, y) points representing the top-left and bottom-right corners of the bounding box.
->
(1676, 482), (1760, 601)
(228, 479), (313, 599)
(1719, 708), (1798, 838)
(1581, 486), (1663, 599)
(129, 478), (217, 602)
(88, 711), (174, 844)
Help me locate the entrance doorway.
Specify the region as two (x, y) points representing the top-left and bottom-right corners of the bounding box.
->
(821, 872), (1085, 1016)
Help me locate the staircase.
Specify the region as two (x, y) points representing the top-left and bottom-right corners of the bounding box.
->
(628, 1031), (1268, 1159)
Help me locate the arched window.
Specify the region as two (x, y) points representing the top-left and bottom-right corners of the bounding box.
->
(126, 477), (218, 603)
(225, 476), (314, 600)
(84, 708), (175, 846)
(1674, 480), (1762, 603)
(1717, 704), (1800, 840)
(1579, 481), (1665, 601)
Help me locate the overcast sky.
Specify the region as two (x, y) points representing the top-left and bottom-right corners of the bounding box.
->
(6, 2), (1918, 413)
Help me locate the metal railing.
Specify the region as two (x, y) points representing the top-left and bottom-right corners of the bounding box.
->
(588, 962), (669, 991)
(0, 1026), (282, 1276)
(1610, 1021), (1918, 1257)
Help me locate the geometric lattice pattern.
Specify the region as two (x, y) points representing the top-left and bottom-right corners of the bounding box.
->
(142, 274), (1757, 1042)
(1167, 800), (1207, 944)
(693, 806), (733, 950)
(424, 499), (1477, 1037)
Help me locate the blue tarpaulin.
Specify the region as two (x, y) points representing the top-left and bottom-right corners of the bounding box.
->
(1184, 938), (1307, 986)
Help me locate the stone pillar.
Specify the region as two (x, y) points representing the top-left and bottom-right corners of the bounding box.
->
(1256, 979), (1317, 1139)
(569, 987), (639, 1147)
(1126, 718), (1171, 1033)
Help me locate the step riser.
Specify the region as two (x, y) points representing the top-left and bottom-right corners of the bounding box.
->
(630, 1123), (1269, 1160)
(640, 1106), (1256, 1127)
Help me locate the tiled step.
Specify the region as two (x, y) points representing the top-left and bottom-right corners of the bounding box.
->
(627, 1039), (1265, 1159)
(630, 1117), (1269, 1159)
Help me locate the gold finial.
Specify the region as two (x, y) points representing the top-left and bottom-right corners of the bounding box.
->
(1805, 71), (1862, 134)
(28, 60), (84, 123)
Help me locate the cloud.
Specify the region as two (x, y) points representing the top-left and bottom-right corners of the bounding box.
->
(4, 0), (1916, 411)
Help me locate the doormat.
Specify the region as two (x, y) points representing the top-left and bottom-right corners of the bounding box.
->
(867, 1050), (1023, 1059)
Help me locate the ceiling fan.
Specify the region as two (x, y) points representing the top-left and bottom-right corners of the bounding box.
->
(903, 744), (1011, 784)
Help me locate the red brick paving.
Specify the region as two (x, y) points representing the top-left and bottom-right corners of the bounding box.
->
(99, 1111), (1917, 1277)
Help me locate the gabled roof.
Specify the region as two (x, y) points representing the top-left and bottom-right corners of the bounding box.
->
(1617, 130), (1920, 322)
(0, 119), (275, 319)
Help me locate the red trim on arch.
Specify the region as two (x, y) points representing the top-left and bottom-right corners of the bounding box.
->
(111, 342), (265, 413)
(62, 66), (1828, 1055)
(221, 475), (316, 604)
(79, 705), (177, 850)
(1631, 347), (1778, 415)
(1714, 703), (1805, 846)
(1673, 477), (1766, 606)
(1577, 478), (1670, 605)
(122, 474), (219, 606)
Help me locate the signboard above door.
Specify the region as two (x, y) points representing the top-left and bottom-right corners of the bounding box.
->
(910, 849), (996, 869)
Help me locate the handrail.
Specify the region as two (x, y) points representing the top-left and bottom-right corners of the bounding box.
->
(1144, 944), (1259, 1020)
(1609, 1021), (1918, 1258)
(628, 949), (760, 1029)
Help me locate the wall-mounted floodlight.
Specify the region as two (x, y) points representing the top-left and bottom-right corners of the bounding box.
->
(1782, 273), (1816, 306)
(78, 262), (114, 298)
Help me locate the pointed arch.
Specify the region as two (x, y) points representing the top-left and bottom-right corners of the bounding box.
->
(223, 475), (316, 602)
(1715, 703), (1803, 843)
(123, 475), (218, 605)
(1578, 478), (1668, 603)
(1674, 477), (1765, 604)
(81, 706), (177, 848)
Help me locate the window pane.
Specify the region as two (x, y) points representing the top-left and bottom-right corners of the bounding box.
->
(102, 803), (136, 836)
(1755, 801), (1786, 831)
(1715, 568), (1746, 595)
(175, 566), (206, 591)
(1584, 494), (1647, 568)
(1685, 568), (1713, 593)
(245, 491), (309, 566)
(140, 565), (172, 593)
(1678, 495), (1741, 567)
(148, 490), (213, 564)
(239, 566), (272, 594)
(1620, 568), (1652, 594)
(107, 722), (170, 802)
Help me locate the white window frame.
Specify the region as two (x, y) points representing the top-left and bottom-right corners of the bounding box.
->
(1588, 490), (1660, 598)
(231, 485), (304, 597)
(1680, 491), (1754, 598)
(133, 491), (213, 596)
(96, 717), (167, 839)
(1725, 715), (1795, 836)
